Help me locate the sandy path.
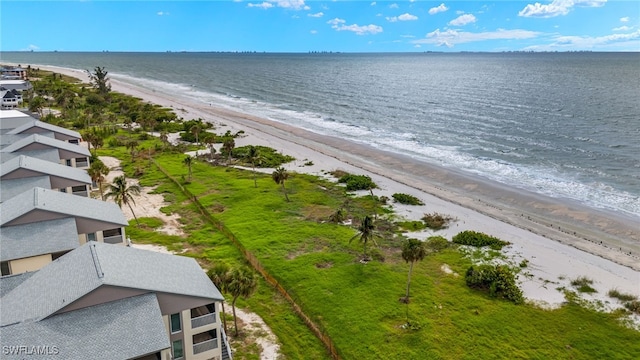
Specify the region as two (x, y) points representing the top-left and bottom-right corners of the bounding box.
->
(41, 64), (640, 314)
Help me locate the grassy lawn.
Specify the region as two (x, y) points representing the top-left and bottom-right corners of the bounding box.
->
(97, 130), (640, 360)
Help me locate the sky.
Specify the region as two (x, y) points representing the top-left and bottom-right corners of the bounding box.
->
(1, 1), (639, 52)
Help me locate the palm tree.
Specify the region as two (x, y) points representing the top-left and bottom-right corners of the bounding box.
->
(271, 167), (290, 202)
(207, 263), (231, 334)
(105, 175), (141, 226)
(222, 137), (235, 163)
(190, 124), (202, 145)
(87, 159), (110, 200)
(227, 267), (258, 336)
(202, 134), (217, 161)
(401, 238), (427, 303)
(246, 146), (263, 188)
(183, 155), (193, 182)
(126, 139), (139, 162)
(349, 215), (377, 260)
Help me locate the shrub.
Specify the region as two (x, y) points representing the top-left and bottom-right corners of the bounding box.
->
(422, 212), (455, 230)
(607, 289), (637, 302)
(570, 276), (597, 293)
(452, 230), (509, 250)
(392, 193), (424, 205)
(338, 174), (377, 191)
(465, 264), (524, 304)
(232, 145), (295, 167)
(426, 236), (449, 252)
(397, 220), (426, 231)
(624, 300), (640, 315)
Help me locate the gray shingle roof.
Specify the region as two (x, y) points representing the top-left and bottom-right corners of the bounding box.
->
(1, 154), (91, 188)
(0, 148), (61, 163)
(0, 293), (170, 360)
(6, 120), (81, 141)
(0, 187), (127, 233)
(0, 272), (34, 297)
(0, 176), (51, 202)
(0, 217), (79, 261)
(1, 242), (223, 326)
(0, 133), (90, 159)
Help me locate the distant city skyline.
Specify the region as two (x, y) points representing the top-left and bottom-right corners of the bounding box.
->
(1, 1), (639, 53)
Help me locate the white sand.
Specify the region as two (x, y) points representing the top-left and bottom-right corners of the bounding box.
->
(37, 65), (639, 317)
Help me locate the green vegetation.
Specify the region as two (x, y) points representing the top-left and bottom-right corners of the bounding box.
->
(571, 276), (598, 294)
(422, 212), (456, 230)
(465, 264), (524, 304)
(37, 71), (640, 360)
(233, 145), (295, 168)
(453, 230), (510, 250)
(336, 173), (377, 191)
(608, 289), (638, 302)
(392, 193), (424, 205)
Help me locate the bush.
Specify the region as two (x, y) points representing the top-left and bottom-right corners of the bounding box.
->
(392, 193), (424, 205)
(338, 174), (377, 191)
(452, 230), (509, 250)
(465, 265), (524, 304)
(232, 145), (295, 168)
(624, 300), (640, 315)
(607, 289), (637, 302)
(426, 236), (450, 252)
(397, 220), (426, 231)
(422, 212), (455, 230)
(570, 276), (597, 293)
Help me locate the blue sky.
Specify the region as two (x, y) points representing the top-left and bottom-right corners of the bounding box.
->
(1, 1), (638, 52)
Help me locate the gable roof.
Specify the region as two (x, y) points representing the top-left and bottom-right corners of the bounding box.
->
(0, 293), (170, 360)
(7, 120), (81, 141)
(0, 133), (90, 159)
(0, 218), (79, 262)
(1, 154), (91, 188)
(0, 175), (51, 203)
(1, 242), (223, 326)
(0, 187), (127, 233)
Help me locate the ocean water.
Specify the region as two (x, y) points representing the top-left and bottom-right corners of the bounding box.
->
(2, 52), (639, 216)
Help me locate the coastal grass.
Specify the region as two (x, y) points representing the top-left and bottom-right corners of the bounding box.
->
(96, 127), (640, 360)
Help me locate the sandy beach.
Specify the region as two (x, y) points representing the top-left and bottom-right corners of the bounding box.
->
(31, 64), (639, 311)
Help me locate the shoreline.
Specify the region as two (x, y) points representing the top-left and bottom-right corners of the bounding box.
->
(23, 64), (639, 306)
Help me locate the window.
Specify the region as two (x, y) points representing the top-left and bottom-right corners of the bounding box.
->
(69, 139), (79, 144)
(87, 233), (96, 242)
(65, 159), (72, 166)
(102, 228), (122, 237)
(171, 340), (184, 359)
(170, 313), (182, 333)
(1, 261), (10, 276)
(191, 303), (216, 318)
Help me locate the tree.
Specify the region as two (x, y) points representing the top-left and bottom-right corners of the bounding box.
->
(105, 175), (141, 226)
(190, 124), (202, 145)
(183, 155), (193, 182)
(202, 134), (217, 160)
(28, 96), (46, 117)
(126, 139), (139, 162)
(271, 166), (290, 202)
(159, 131), (169, 148)
(227, 267), (258, 336)
(401, 238), (427, 303)
(87, 66), (111, 95)
(246, 146), (263, 188)
(87, 159), (110, 200)
(222, 137), (235, 163)
(349, 215), (377, 260)
(207, 263), (231, 334)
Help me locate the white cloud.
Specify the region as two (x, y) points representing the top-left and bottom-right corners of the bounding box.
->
(613, 26), (632, 31)
(523, 29), (640, 50)
(157, 11), (169, 16)
(390, 3), (399, 9)
(429, 3), (448, 15)
(387, 13), (418, 22)
(620, 17), (630, 22)
(371, 2), (376, 6)
(327, 18), (383, 35)
(248, 0), (308, 10)
(414, 44), (421, 48)
(308, 12), (324, 18)
(414, 28), (539, 47)
(22, 44), (39, 51)
(449, 14), (476, 26)
(248, 2), (274, 9)
(519, 0), (607, 18)
(310, 30), (318, 34)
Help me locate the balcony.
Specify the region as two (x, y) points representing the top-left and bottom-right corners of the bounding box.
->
(103, 235), (123, 244)
(193, 338), (217, 355)
(75, 158), (89, 168)
(191, 313), (216, 329)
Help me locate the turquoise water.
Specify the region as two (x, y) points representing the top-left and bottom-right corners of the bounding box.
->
(2, 52), (639, 216)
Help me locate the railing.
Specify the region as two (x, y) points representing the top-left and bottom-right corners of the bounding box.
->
(191, 313), (216, 328)
(75, 159), (89, 168)
(103, 235), (123, 244)
(72, 190), (88, 197)
(192, 338), (217, 355)
(221, 328), (233, 360)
